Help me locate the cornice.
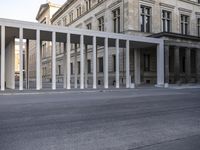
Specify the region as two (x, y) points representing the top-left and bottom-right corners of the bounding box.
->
(140, 0), (155, 4)
(159, 2), (175, 9)
(178, 7), (192, 13)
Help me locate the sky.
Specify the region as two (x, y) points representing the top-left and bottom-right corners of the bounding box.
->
(0, 0), (66, 22)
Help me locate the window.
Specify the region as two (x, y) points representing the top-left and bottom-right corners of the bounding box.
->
(77, 6), (81, 17)
(57, 20), (61, 26)
(112, 55), (116, 72)
(88, 60), (91, 73)
(181, 15), (189, 35)
(69, 12), (74, 23)
(140, 5), (151, 32)
(58, 65), (61, 75)
(42, 43), (46, 58)
(78, 61), (80, 74)
(86, 0), (91, 11)
(63, 17), (67, 26)
(197, 18), (200, 37)
(86, 23), (92, 30)
(98, 16), (104, 31)
(98, 57), (103, 73)
(144, 54), (150, 72)
(162, 10), (171, 32)
(113, 8), (120, 33)
(98, 0), (103, 2)
(71, 63), (73, 75)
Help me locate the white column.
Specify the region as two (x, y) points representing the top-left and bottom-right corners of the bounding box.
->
(36, 30), (41, 90)
(74, 44), (78, 88)
(52, 31), (56, 90)
(80, 35), (84, 89)
(67, 33), (71, 89)
(116, 39), (120, 88)
(85, 45), (88, 88)
(157, 42), (165, 86)
(40, 41), (42, 89)
(126, 40), (130, 88)
(63, 42), (67, 89)
(1, 25), (5, 91)
(134, 49), (141, 85)
(26, 39), (29, 89)
(104, 37), (108, 89)
(19, 28), (23, 91)
(93, 36), (97, 89)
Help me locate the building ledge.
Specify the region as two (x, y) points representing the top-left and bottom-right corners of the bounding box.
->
(149, 32), (200, 41)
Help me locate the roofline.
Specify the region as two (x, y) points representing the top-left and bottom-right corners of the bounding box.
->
(36, 2), (61, 21)
(149, 32), (200, 41)
(51, 0), (76, 23)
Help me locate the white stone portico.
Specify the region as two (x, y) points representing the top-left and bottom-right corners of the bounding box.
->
(0, 18), (164, 91)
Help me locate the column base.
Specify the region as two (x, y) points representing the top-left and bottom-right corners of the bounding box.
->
(164, 83), (169, 88)
(130, 83), (135, 89)
(155, 84), (165, 88)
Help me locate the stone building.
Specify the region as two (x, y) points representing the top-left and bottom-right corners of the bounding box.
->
(31, 0), (200, 88)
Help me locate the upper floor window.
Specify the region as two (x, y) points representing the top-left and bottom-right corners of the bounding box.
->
(98, 0), (103, 3)
(63, 17), (67, 26)
(113, 8), (120, 33)
(40, 18), (47, 24)
(77, 6), (81, 17)
(69, 12), (74, 23)
(181, 15), (189, 35)
(86, 0), (91, 11)
(162, 10), (171, 32)
(197, 18), (200, 37)
(57, 20), (61, 26)
(140, 5), (151, 32)
(98, 16), (104, 31)
(86, 23), (92, 30)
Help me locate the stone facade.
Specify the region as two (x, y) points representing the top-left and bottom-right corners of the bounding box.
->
(31, 0), (200, 87)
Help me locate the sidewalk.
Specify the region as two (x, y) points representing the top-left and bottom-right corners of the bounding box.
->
(0, 84), (200, 96)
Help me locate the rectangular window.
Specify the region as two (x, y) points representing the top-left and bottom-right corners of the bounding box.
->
(69, 12), (73, 23)
(162, 10), (171, 32)
(70, 63), (73, 75)
(77, 6), (81, 17)
(98, 16), (104, 31)
(88, 60), (91, 73)
(112, 55), (116, 72)
(197, 18), (200, 37)
(78, 61), (80, 74)
(98, 57), (103, 73)
(63, 17), (67, 26)
(86, 0), (91, 11)
(113, 8), (120, 33)
(144, 54), (150, 72)
(140, 5), (151, 32)
(58, 65), (61, 75)
(86, 23), (92, 30)
(181, 15), (189, 35)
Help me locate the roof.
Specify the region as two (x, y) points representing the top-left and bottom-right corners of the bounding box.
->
(51, 0), (76, 23)
(149, 32), (200, 41)
(36, 2), (61, 21)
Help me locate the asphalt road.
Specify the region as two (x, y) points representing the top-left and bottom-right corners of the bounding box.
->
(0, 88), (200, 150)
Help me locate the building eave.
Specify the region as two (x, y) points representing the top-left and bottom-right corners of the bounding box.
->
(149, 32), (200, 42)
(51, 0), (77, 23)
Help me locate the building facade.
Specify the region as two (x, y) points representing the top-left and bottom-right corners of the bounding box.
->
(34, 0), (200, 88)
